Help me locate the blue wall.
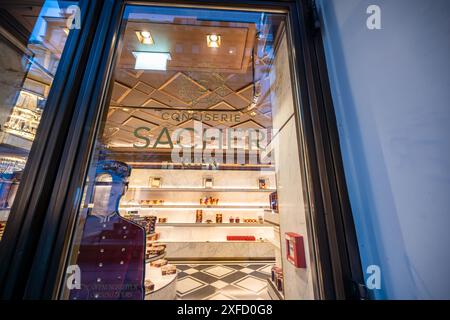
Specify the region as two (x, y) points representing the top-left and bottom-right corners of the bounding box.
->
(316, 0), (450, 299)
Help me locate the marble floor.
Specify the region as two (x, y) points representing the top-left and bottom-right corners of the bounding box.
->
(175, 262), (274, 300)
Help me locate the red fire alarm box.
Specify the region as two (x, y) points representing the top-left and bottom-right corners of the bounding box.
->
(285, 232), (306, 268)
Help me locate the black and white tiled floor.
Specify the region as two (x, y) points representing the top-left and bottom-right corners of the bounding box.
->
(175, 263), (273, 300)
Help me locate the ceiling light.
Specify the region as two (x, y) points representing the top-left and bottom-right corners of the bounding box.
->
(250, 111), (257, 116)
(133, 52), (171, 71)
(207, 34), (221, 48)
(136, 31), (154, 45)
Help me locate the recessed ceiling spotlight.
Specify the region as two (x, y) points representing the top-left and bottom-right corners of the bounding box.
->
(136, 31), (154, 45)
(133, 52), (171, 70)
(250, 111), (257, 116)
(207, 34), (221, 48)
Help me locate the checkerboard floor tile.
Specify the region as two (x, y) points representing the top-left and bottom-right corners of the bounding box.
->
(175, 262), (274, 300)
(202, 265), (236, 278)
(177, 276), (207, 296)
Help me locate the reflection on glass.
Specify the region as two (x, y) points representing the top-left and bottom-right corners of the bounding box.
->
(0, 1), (78, 240)
(69, 161), (145, 300)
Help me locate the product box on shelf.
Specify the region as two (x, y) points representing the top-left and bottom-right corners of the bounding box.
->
(199, 197), (219, 205)
(134, 215), (157, 234)
(271, 266), (284, 293)
(140, 199), (164, 205)
(158, 217), (168, 223)
(195, 210), (203, 223)
(226, 235), (256, 241)
(144, 279), (155, 292)
(269, 192), (278, 212)
(161, 264), (177, 275)
(147, 232), (160, 242)
(150, 258), (168, 268)
(147, 245), (166, 255)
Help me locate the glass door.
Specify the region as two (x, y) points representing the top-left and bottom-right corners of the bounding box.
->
(0, 0), (78, 241)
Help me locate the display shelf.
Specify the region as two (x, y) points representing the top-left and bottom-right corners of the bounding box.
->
(162, 241), (276, 260)
(120, 204), (269, 210)
(145, 265), (177, 300)
(264, 210), (280, 226)
(153, 239), (271, 243)
(267, 278), (284, 300)
(155, 222), (272, 227)
(145, 252), (166, 263)
(128, 187), (276, 193)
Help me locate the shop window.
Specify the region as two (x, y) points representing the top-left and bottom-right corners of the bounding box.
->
(0, 1), (78, 241)
(61, 5), (314, 301)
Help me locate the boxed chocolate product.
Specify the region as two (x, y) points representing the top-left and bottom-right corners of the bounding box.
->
(144, 279), (155, 292)
(150, 258), (168, 268)
(147, 232), (160, 242)
(200, 197), (219, 205)
(269, 192), (278, 212)
(139, 216), (157, 234)
(161, 264), (177, 275)
(226, 235), (256, 241)
(147, 245), (165, 255)
(276, 275), (284, 291)
(196, 210), (203, 223)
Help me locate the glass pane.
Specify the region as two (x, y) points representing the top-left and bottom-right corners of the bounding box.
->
(0, 0), (79, 240)
(61, 5), (314, 300)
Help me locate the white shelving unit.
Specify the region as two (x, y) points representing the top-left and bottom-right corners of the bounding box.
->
(264, 209), (280, 226)
(128, 187), (276, 193)
(155, 223), (272, 227)
(122, 168), (279, 260)
(120, 204), (269, 210)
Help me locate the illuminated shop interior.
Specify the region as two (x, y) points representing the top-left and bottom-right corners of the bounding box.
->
(70, 6), (314, 300)
(0, 3), (313, 301)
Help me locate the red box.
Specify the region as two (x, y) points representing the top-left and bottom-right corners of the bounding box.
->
(226, 235), (256, 241)
(285, 232), (306, 268)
